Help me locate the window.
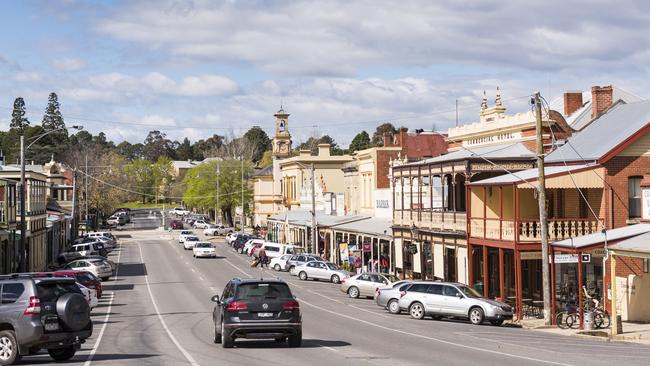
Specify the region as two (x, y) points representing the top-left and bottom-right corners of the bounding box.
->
(408, 284), (431, 293)
(318, 263), (327, 269)
(629, 177), (642, 218)
(427, 284), (443, 295)
(235, 283), (292, 300)
(443, 285), (461, 297)
(371, 274), (387, 284)
(1, 283), (25, 304)
(358, 274), (371, 281)
(307, 262), (317, 268)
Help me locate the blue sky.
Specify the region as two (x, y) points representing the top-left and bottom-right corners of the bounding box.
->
(1, 0), (649, 147)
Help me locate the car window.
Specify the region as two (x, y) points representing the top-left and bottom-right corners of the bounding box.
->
(36, 282), (82, 302)
(326, 263), (338, 270)
(398, 283), (411, 291)
(79, 261), (89, 267)
(318, 263), (327, 269)
(297, 256), (306, 262)
(358, 274), (371, 281)
(307, 262), (316, 268)
(286, 247), (295, 254)
(458, 285), (482, 298)
(428, 284), (443, 295)
(371, 274), (386, 284)
(235, 283), (292, 300)
(265, 246), (279, 252)
(443, 286), (461, 297)
(1, 283), (25, 303)
(222, 283), (233, 300)
(407, 283), (430, 293)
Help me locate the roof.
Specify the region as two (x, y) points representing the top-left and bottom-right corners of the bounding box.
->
(552, 224), (650, 249)
(267, 210), (369, 227)
(331, 217), (393, 239)
(253, 165), (273, 177)
(468, 163), (597, 186)
(546, 100), (650, 164)
(609, 232), (650, 255)
(402, 142), (534, 166)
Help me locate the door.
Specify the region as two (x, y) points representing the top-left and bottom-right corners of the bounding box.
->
(304, 262), (319, 278)
(441, 285), (465, 315)
(356, 273), (373, 296)
(369, 274), (388, 296)
(425, 284), (444, 313)
(315, 262), (329, 279)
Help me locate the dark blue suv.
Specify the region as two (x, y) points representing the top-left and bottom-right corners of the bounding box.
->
(211, 278), (302, 348)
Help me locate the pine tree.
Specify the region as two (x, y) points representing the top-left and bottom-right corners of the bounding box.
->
(42, 92), (66, 131)
(10, 97), (30, 134)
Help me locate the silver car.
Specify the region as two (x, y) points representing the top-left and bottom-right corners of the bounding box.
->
(339, 272), (400, 299)
(293, 261), (350, 284)
(376, 280), (414, 314)
(398, 282), (513, 326)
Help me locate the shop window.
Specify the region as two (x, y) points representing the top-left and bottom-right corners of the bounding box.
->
(628, 176), (642, 218)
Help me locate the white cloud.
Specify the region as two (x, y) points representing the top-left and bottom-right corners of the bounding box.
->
(139, 114), (176, 127)
(15, 72), (43, 82)
(51, 58), (86, 71)
(177, 75), (238, 96)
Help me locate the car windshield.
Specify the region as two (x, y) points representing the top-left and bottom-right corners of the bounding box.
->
(195, 243), (213, 248)
(459, 285), (482, 298)
(385, 274), (400, 283)
(181, 231), (192, 235)
(76, 272), (96, 282)
(90, 259), (106, 265)
(326, 263), (339, 270)
(235, 283), (292, 300)
(186, 236), (199, 241)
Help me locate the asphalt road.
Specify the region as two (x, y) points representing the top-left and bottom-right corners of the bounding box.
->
(18, 215), (650, 365)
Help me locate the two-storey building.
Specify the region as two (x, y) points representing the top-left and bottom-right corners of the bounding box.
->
(0, 177), (18, 274)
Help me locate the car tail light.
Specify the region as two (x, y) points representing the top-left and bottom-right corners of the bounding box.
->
(226, 301), (248, 311)
(399, 291), (407, 299)
(283, 300), (300, 310)
(24, 296), (41, 314)
(376, 288), (381, 296)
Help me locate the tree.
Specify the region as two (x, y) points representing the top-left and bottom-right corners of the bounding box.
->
(371, 122), (397, 147)
(176, 137), (193, 160)
(297, 134), (344, 155)
(192, 134), (224, 160)
(41, 93), (66, 131)
(124, 159), (155, 203)
(243, 126), (271, 163)
(117, 141), (144, 160)
(349, 131), (371, 153)
(10, 97), (30, 133)
(258, 150), (273, 168)
(143, 130), (175, 161)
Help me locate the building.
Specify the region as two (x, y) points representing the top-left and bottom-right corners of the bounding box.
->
(390, 88), (572, 282)
(0, 178), (18, 274)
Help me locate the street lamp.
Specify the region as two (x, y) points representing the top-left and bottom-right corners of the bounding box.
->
(19, 125), (83, 272)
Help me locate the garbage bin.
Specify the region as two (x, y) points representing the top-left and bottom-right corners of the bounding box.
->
(583, 311), (594, 331)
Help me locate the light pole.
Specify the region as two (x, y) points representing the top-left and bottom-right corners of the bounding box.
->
(19, 125), (82, 272)
(216, 161), (220, 224)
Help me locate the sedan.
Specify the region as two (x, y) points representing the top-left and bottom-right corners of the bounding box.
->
(293, 261), (350, 284)
(170, 220), (184, 230)
(340, 272), (400, 299)
(178, 230), (194, 243)
(193, 242), (217, 258)
(183, 235), (200, 250)
(270, 254), (293, 271)
(376, 280), (414, 314)
(64, 258), (113, 281)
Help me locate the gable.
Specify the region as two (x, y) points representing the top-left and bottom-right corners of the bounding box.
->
(619, 132), (650, 157)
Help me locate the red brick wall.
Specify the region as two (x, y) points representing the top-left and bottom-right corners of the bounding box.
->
(564, 92), (583, 116)
(592, 85), (613, 119)
(604, 156), (650, 228)
(376, 150), (401, 189)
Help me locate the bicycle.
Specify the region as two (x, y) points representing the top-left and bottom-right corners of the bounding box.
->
(555, 302), (579, 329)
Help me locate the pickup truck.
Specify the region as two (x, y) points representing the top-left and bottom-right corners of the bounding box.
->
(171, 207), (191, 216)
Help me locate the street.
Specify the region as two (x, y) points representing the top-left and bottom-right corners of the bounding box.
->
(18, 215), (650, 366)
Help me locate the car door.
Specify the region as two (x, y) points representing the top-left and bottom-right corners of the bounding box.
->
(304, 262), (318, 278)
(216, 283), (232, 326)
(356, 273), (373, 296)
(369, 274), (388, 296)
(316, 262), (329, 279)
(442, 285), (466, 315)
(425, 284), (444, 314)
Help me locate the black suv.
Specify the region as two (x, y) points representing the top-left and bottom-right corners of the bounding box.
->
(211, 278), (301, 348)
(0, 275), (92, 365)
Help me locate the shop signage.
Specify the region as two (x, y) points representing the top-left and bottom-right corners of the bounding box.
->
(363, 242), (371, 253)
(520, 252), (542, 260)
(553, 254), (584, 263)
(376, 199), (390, 209)
(408, 243), (418, 255)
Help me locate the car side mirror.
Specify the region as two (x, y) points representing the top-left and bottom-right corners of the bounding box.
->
(455, 293), (463, 299)
(211, 295), (221, 303)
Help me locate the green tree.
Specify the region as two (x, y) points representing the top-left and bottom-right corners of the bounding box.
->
(298, 135), (344, 155)
(243, 126), (271, 163)
(10, 97), (30, 133)
(371, 122), (397, 146)
(258, 150), (273, 168)
(117, 141), (144, 160)
(192, 134), (224, 160)
(125, 159), (155, 203)
(176, 137), (193, 160)
(143, 130), (175, 161)
(349, 131), (370, 153)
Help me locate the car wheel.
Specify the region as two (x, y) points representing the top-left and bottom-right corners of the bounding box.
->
(101, 277), (109, 281)
(331, 274), (340, 284)
(409, 302), (425, 320)
(469, 307), (485, 325)
(299, 271), (308, 281)
(288, 265), (295, 272)
(288, 330), (302, 347)
(274, 264), (281, 271)
(221, 322), (234, 348)
(0, 330), (20, 365)
(213, 321), (222, 344)
(387, 299), (400, 314)
(48, 346), (76, 361)
(490, 320), (504, 326)
(347, 286), (360, 299)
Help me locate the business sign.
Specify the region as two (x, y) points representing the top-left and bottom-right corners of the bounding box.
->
(362, 242), (371, 253)
(520, 252), (542, 260)
(553, 254), (591, 263)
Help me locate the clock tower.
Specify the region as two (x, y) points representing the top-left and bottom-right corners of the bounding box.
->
(272, 108), (292, 158)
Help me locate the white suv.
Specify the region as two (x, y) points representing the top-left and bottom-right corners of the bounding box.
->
(171, 207), (190, 216)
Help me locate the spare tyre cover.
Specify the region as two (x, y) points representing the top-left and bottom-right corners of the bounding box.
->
(56, 293), (90, 331)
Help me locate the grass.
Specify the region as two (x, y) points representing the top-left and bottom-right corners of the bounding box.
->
(120, 201), (173, 209)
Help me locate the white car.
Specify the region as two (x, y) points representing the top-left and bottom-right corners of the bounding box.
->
(293, 261), (350, 284)
(243, 239), (266, 255)
(203, 224), (234, 236)
(171, 207), (190, 216)
(178, 230), (194, 243)
(183, 235), (200, 250)
(270, 254), (293, 271)
(193, 242), (217, 258)
(64, 259), (113, 281)
(78, 283), (99, 309)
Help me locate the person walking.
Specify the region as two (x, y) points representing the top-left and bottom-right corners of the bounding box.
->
(258, 247), (268, 269)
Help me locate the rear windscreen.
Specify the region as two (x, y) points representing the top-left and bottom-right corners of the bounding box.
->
(37, 282), (82, 302)
(235, 283), (292, 300)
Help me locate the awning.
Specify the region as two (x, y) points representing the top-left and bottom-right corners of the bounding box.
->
(469, 163), (604, 189)
(552, 223), (650, 249)
(331, 217), (393, 240)
(267, 210), (369, 228)
(608, 231), (650, 258)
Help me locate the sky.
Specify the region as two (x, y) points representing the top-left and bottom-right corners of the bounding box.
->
(1, 0), (649, 148)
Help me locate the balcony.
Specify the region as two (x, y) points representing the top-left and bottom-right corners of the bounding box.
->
(470, 218), (602, 242)
(394, 210), (466, 233)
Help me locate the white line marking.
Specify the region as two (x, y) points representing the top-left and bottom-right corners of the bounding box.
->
(299, 298), (573, 366)
(84, 246), (122, 366)
(138, 242), (200, 366)
(191, 268), (196, 273)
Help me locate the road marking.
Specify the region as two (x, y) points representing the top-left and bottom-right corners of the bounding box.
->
(84, 244), (122, 366)
(299, 298), (573, 366)
(138, 242), (201, 366)
(191, 268), (196, 273)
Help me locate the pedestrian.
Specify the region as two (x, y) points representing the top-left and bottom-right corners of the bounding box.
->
(373, 259), (379, 272)
(354, 254), (362, 274)
(258, 247), (268, 269)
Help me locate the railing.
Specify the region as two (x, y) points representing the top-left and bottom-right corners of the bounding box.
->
(519, 219), (602, 242)
(470, 219), (515, 240)
(395, 210), (467, 233)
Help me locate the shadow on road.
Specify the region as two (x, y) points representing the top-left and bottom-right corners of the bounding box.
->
(116, 262), (147, 277)
(20, 353), (157, 364)
(232, 338), (351, 349)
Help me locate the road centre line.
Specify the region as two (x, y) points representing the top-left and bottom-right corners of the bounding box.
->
(138, 242), (201, 366)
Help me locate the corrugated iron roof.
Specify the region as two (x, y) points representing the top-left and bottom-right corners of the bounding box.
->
(401, 142), (534, 166)
(468, 163), (597, 186)
(552, 224), (650, 249)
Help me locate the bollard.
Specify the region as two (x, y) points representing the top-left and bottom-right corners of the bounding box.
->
(583, 311), (594, 331)
(617, 315), (623, 334)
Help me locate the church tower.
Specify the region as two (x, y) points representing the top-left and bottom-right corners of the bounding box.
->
(272, 108), (292, 158)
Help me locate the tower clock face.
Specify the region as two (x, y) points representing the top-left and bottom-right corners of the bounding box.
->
(279, 119), (286, 132)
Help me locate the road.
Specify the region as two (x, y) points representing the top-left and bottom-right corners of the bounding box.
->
(20, 214), (650, 365)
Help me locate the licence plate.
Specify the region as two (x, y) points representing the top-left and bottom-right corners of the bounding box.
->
(258, 312), (274, 318)
(44, 322), (60, 331)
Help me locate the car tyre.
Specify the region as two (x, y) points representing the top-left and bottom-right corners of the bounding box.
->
(299, 271), (308, 281)
(213, 321), (222, 344)
(221, 323), (233, 348)
(469, 307), (485, 325)
(274, 264), (281, 271)
(48, 346), (76, 361)
(387, 299), (400, 314)
(490, 320), (504, 326)
(0, 330), (20, 365)
(409, 302), (425, 320)
(347, 286), (360, 299)
(288, 330), (302, 347)
(331, 274), (340, 284)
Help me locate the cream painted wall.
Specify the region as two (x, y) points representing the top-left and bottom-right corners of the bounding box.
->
(433, 243), (444, 279)
(395, 238), (403, 270)
(616, 274), (650, 322)
(457, 246), (468, 284)
(470, 187), (484, 217)
(413, 242), (421, 273)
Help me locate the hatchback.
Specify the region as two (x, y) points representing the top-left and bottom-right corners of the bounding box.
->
(63, 259), (112, 281)
(340, 272), (400, 299)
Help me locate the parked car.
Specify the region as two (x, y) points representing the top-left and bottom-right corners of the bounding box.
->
(178, 230), (195, 243)
(52, 270), (104, 298)
(340, 272), (400, 299)
(211, 278), (301, 348)
(170, 220), (184, 230)
(70, 242), (107, 257)
(203, 224), (234, 236)
(285, 254), (320, 272)
(226, 232), (240, 245)
(63, 259), (112, 281)
(232, 235), (254, 253)
(171, 207), (190, 216)
(398, 282), (513, 326)
(292, 261), (350, 284)
(114, 211), (131, 223)
(261, 242), (297, 259)
(183, 235), (200, 250)
(84, 232), (117, 248)
(244, 240), (265, 256)
(77, 283), (99, 309)
(193, 242), (217, 258)
(192, 220), (210, 229)
(375, 280), (414, 314)
(270, 254), (293, 272)
(0, 275), (92, 364)
(106, 215), (126, 226)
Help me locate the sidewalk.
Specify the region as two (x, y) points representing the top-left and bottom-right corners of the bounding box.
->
(514, 318), (650, 345)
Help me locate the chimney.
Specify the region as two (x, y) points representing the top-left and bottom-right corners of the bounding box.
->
(299, 149), (311, 157)
(563, 91), (583, 116)
(383, 132), (392, 147)
(317, 143), (331, 157)
(395, 127), (408, 147)
(591, 85), (613, 118)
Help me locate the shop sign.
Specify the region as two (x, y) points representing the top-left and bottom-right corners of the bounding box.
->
(553, 254), (580, 263)
(520, 251), (542, 260)
(581, 253), (591, 263)
(363, 242), (371, 252)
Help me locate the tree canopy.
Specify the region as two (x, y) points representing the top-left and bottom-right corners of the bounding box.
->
(349, 131), (370, 153)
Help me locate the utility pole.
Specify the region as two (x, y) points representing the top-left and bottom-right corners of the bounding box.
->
(19, 135), (26, 272)
(311, 163), (317, 255)
(71, 169), (77, 241)
(535, 92), (552, 326)
(216, 161), (220, 224)
(241, 156), (244, 232)
(84, 154), (88, 233)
